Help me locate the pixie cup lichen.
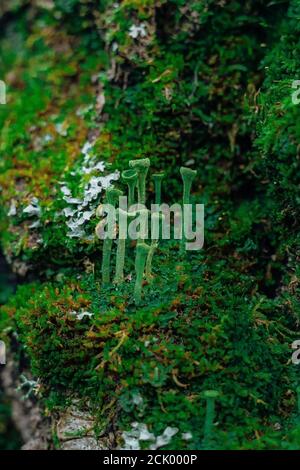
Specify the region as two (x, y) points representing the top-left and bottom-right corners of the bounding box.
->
(122, 169), (138, 207)
(101, 187), (123, 285)
(129, 158), (150, 205)
(134, 241), (151, 305)
(202, 390), (219, 449)
(135, 208), (149, 242)
(180, 167), (197, 252)
(153, 173), (164, 205)
(114, 208), (136, 285)
(180, 167), (197, 205)
(145, 212), (164, 282)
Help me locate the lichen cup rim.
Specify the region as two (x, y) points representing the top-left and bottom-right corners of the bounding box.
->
(203, 390), (220, 399)
(129, 158), (150, 169)
(153, 172), (164, 180)
(106, 187), (123, 204)
(180, 167), (197, 178)
(122, 169), (138, 181)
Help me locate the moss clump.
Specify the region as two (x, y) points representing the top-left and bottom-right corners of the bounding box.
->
(0, 244), (296, 449)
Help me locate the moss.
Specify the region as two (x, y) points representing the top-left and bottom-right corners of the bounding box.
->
(0, 244), (296, 448)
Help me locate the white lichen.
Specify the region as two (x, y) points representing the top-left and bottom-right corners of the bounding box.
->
(121, 423), (178, 450)
(17, 375), (41, 400)
(23, 197), (41, 217)
(8, 200), (17, 217)
(182, 432), (193, 441)
(129, 23), (147, 39)
(70, 311), (94, 321)
(60, 147), (119, 239)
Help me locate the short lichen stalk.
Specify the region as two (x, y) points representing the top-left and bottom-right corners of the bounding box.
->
(153, 173), (164, 205)
(202, 390), (219, 449)
(122, 169), (138, 208)
(101, 188), (123, 285)
(114, 208), (136, 285)
(134, 242), (150, 305)
(129, 158), (150, 205)
(180, 167), (197, 253)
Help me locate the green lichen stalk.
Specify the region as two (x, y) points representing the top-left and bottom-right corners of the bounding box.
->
(137, 208), (149, 242)
(180, 167), (197, 205)
(114, 209), (136, 285)
(122, 169), (138, 208)
(129, 158), (150, 205)
(180, 167), (197, 253)
(145, 213), (164, 282)
(134, 242), (151, 305)
(145, 240), (158, 283)
(202, 390), (219, 449)
(153, 173), (164, 205)
(102, 238), (113, 285)
(101, 188), (123, 285)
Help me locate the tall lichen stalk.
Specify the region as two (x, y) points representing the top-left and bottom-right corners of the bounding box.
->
(101, 188), (123, 285)
(180, 167), (197, 253)
(114, 208), (136, 284)
(202, 390), (219, 449)
(145, 173), (164, 282)
(129, 158), (150, 205)
(153, 173), (164, 206)
(134, 242), (150, 305)
(122, 169), (137, 208)
(145, 212), (164, 283)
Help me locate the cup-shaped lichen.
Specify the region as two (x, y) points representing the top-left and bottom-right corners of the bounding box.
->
(180, 167), (197, 205)
(114, 208), (136, 285)
(153, 173), (164, 205)
(101, 187), (123, 285)
(129, 158), (150, 205)
(122, 169), (138, 208)
(134, 241), (150, 305)
(202, 390), (219, 449)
